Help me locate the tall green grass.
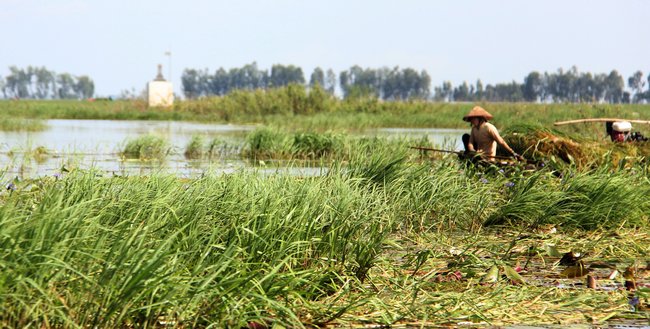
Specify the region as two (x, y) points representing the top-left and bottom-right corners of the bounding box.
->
(244, 127), (434, 163)
(0, 116), (46, 131)
(0, 99), (192, 121)
(184, 135), (205, 159)
(181, 135), (245, 160)
(0, 169), (394, 327)
(1, 140), (649, 326)
(120, 135), (170, 160)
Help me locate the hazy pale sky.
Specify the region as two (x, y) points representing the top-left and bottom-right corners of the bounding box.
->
(2, 0), (648, 97)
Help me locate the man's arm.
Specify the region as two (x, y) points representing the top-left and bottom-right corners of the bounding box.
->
(467, 132), (476, 152)
(488, 125), (520, 158)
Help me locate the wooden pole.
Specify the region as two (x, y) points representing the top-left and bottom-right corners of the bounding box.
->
(408, 146), (514, 160)
(554, 118), (650, 126)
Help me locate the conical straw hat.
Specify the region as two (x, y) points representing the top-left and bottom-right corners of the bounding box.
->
(463, 106), (493, 122)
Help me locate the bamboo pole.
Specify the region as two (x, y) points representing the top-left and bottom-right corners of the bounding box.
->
(408, 146), (515, 160)
(554, 118), (650, 126)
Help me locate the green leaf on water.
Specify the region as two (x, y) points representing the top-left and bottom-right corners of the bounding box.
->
(480, 264), (499, 283)
(544, 244), (562, 257)
(504, 265), (525, 284)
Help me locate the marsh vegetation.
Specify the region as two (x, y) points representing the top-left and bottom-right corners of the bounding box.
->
(0, 95), (649, 327)
(1, 134), (649, 328)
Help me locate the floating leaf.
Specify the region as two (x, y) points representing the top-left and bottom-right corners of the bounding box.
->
(503, 265), (525, 285)
(544, 244), (562, 257)
(480, 265), (499, 284)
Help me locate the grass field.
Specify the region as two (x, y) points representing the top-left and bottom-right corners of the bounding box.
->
(2, 89), (650, 137)
(1, 138), (648, 327)
(0, 93), (649, 327)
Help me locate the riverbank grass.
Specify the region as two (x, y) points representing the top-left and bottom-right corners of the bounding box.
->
(0, 153), (647, 327)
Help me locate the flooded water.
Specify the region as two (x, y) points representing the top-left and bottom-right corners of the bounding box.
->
(0, 119), (466, 178)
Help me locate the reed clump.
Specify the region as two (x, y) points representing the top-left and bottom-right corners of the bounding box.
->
(182, 135), (245, 160)
(243, 127), (426, 164)
(184, 135), (205, 159)
(0, 116), (46, 131)
(244, 127), (345, 161)
(120, 134), (170, 160)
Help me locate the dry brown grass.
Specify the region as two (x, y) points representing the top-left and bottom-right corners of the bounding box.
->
(505, 126), (650, 171)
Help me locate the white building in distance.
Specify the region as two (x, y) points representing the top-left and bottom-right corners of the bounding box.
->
(147, 64), (174, 107)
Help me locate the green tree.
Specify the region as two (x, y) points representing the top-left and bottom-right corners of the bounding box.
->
(475, 79), (484, 101)
(627, 70), (645, 103)
(4, 66), (30, 98)
(558, 66), (578, 102)
(523, 71), (542, 102)
(240, 62), (268, 89)
(181, 68), (211, 99)
(57, 73), (76, 99)
(574, 72), (594, 102)
(325, 69), (337, 95)
(400, 68), (422, 99)
(339, 66), (380, 99)
(400, 68), (431, 100)
(226, 62), (268, 91)
(646, 74), (650, 102)
(417, 70), (432, 99)
(181, 69), (200, 99)
(484, 81), (524, 102)
(453, 81), (470, 101)
(309, 67), (325, 88)
(434, 81), (453, 102)
(74, 75), (95, 99)
(212, 68), (229, 95)
(591, 73), (607, 103)
(339, 71), (349, 97)
(2, 66), (94, 99)
(269, 64), (304, 88)
(34, 66), (55, 99)
(380, 67), (397, 100)
(433, 85), (444, 101)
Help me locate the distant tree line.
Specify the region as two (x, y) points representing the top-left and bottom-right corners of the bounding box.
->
(181, 63), (650, 104)
(433, 66), (638, 104)
(339, 66), (431, 100)
(181, 62), (312, 99)
(0, 66), (94, 100)
(2, 64), (648, 104)
(180, 62), (432, 101)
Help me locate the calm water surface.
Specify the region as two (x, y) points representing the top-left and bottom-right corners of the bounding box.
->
(0, 119), (465, 178)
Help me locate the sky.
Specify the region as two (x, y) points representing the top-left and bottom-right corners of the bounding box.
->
(1, 0), (648, 97)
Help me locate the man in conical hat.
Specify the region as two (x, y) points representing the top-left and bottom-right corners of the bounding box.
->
(462, 106), (523, 161)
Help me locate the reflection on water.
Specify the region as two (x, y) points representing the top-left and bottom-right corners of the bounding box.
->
(0, 119), (257, 154)
(0, 119), (465, 178)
